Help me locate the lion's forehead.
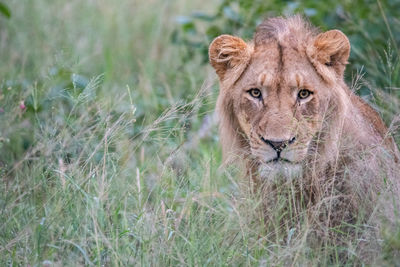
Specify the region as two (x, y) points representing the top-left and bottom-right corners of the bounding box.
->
(241, 61), (316, 90)
(241, 43), (318, 90)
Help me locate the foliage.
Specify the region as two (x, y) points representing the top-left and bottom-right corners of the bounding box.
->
(0, 2), (10, 18)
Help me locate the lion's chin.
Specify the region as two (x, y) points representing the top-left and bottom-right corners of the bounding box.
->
(258, 161), (303, 181)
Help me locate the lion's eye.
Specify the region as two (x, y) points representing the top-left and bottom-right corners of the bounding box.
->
(248, 88), (262, 99)
(298, 89), (312, 100)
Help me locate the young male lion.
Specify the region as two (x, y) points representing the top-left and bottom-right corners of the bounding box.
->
(209, 15), (399, 261)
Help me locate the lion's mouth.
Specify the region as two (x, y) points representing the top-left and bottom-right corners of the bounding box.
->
(265, 157), (294, 164)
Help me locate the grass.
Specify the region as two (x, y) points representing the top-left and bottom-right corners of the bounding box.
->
(1, 0), (400, 266)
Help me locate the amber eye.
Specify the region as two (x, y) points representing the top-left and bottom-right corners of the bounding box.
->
(298, 89), (312, 100)
(248, 88), (262, 99)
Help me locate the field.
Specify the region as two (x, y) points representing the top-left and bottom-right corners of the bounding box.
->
(1, 0), (400, 266)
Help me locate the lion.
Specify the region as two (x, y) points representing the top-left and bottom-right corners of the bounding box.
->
(209, 15), (400, 262)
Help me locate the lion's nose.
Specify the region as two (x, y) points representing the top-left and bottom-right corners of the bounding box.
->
(260, 136), (296, 152)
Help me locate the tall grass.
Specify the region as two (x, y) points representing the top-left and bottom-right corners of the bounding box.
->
(1, 0), (400, 266)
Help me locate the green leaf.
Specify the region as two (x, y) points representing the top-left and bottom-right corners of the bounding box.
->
(191, 11), (215, 22)
(0, 2), (11, 18)
(206, 25), (221, 39)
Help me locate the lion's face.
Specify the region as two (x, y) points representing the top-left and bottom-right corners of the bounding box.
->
(209, 17), (351, 177)
(232, 43), (330, 175)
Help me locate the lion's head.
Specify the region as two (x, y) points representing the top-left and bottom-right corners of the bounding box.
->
(209, 16), (356, 177)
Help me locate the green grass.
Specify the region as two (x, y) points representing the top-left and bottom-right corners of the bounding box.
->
(1, 0), (400, 266)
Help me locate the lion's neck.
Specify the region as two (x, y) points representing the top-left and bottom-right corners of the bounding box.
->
(314, 87), (386, 173)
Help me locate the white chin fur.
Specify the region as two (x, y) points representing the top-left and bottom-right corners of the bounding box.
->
(258, 162), (303, 181)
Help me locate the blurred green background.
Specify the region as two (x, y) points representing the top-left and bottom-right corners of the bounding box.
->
(1, 0), (400, 265)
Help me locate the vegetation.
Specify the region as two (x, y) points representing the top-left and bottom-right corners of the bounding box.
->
(0, 2), (10, 18)
(0, 0), (399, 265)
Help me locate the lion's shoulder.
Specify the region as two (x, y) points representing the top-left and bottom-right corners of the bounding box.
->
(351, 94), (399, 158)
(351, 95), (387, 136)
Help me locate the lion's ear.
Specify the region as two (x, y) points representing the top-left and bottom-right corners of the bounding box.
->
(209, 35), (252, 80)
(310, 30), (350, 77)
